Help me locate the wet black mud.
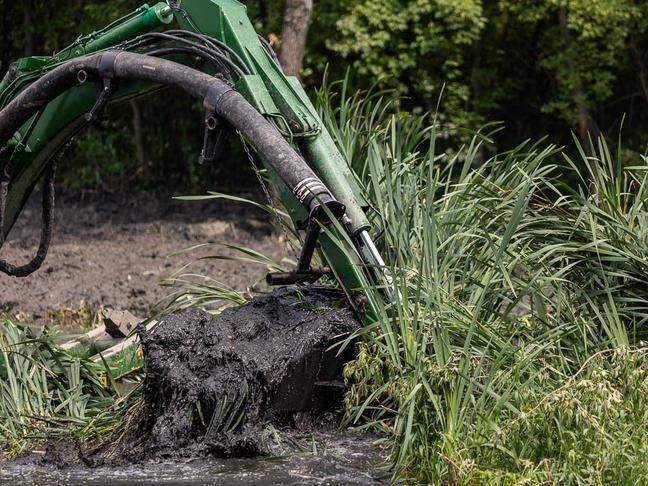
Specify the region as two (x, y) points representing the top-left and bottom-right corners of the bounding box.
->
(1, 287), (390, 484)
(134, 286), (360, 459)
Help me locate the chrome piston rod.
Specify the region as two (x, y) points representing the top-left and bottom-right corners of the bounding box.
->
(358, 229), (395, 300)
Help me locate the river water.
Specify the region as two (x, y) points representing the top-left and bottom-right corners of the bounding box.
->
(1, 432), (389, 485)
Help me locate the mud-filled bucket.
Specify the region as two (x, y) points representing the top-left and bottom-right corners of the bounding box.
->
(136, 287), (360, 458)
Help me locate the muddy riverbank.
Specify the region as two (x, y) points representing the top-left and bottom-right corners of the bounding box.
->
(1, 289), (389, 484)
(0, 189), (286, 319)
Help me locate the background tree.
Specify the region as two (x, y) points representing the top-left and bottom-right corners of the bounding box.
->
(278, 0), (313, 76)
(499, 0), (635, 147)
(326, 0), (486, 131)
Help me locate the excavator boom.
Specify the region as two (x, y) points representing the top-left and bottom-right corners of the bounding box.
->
(0, 1), (389, 321)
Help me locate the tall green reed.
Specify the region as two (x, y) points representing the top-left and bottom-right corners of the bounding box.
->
(317, 77), (648, 483)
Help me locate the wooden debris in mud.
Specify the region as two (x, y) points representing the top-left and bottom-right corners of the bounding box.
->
(102, 308), (140, 338)
(59, 307), (155, 361)
(90, 320), (155, 362)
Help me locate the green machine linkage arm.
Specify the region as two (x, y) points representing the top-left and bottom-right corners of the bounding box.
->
(0, 1), (388, 320)
(173, 0), (388, 317)
(174, 0), (370, 234)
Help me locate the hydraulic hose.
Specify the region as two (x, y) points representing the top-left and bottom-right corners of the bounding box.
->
(0, 51), (344, 242)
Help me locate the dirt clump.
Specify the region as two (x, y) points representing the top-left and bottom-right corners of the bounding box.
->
(132, 286), (359, 459)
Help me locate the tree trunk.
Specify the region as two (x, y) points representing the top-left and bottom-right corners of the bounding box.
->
(130, 100), (146, 167)
(630, 36), (648, 104)
(22, 0), (34, 57)
(278, 0), (313, 77)
(558, 7), (601, 150)
(258, 0), (269, 27)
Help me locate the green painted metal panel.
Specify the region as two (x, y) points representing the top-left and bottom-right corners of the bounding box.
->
(234, 75), (280, 116)
(177, 0), (319, 134)
(284, 77), (369, 230)
(179, 0), (370, 233)
(55, 3), (174, 62)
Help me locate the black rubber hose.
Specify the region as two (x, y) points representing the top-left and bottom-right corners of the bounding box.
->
(0, 51), (344, 233)
(0, 57), (93, 144)
(130, 32), (247, 78)
(0, 161), (55, 277)
(143, 46), (233, 80)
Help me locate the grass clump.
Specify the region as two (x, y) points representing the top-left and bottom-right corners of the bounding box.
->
(317, 80), (648, 484)
(0, 318), (142, 458)
(482, 347), (648, 483)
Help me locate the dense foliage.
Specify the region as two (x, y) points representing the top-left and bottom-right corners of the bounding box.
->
(317, 80), (648, 483)
(316, 0), (648, 153)
(2, 0), (648, 189)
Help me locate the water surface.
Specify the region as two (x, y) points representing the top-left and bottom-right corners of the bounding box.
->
(1, 432), (388, 485)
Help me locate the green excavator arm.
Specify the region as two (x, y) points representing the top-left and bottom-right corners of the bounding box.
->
(0, 1), (388, 321)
